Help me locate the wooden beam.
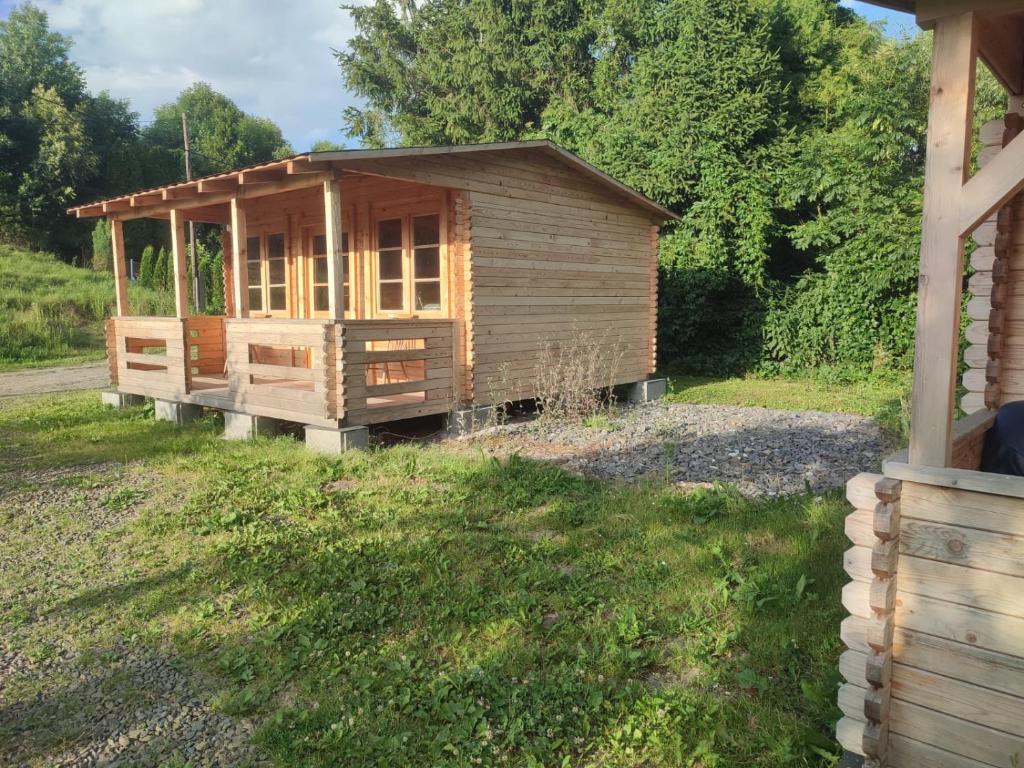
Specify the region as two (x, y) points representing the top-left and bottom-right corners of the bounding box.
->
(909, 11), (978, 468)
(287, 157), (329, 174)
(102, 200), (132, 213)
(977, 15), (1024, 95)
(918, 1), (1024, 28)
(109, 217), (129, 316)
(112, 173), (331, 222)
(960, 126), (1024, 235)
(238, 168), (285, 184)
(169, 208), (190, 318)
(197, 178), (238, 193)
(131, 192), (163, 207)
(229, 198), (249, 318)
(323, 178), (345, 320)
(162, 185), (199, 201)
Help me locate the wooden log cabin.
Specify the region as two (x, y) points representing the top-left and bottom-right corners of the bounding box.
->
(71, 141), (676, 449)
(838, 3), (1024, 767)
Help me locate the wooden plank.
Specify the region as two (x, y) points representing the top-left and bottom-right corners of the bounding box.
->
(899, 553), (1024, 617)
(893, 626), (1024, 699)
(891, 662), (1024, 736)
(323, 177), (344, 320)
(895, 590), (1024, 658)
(842, 616), (871, 654)
(884, 461), (1024, 500)
(900, 518), (1024, 576)
(889, 733), (1002, 768)
(909, 11), (978, 467)
(845, 546), (875, 583)
(841, 649), (868, 685)
(839, 682), (868, 719)
(847, 509), (877, 547)
(229, 197), (249, 318)
(836, 717), (866, 755)
(169, 208), (190, 319)
(843, 581), (873, 619)
(109, 218), (129, 316)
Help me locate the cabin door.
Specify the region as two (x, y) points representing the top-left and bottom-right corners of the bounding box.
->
(368, 202), (447, 319)
(303, 225), (352, 319)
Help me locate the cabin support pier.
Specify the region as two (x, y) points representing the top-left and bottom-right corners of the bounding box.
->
(447, 405), (498, 437)
(100, 391), (144, 409)
(304, 424), (369, 454)
(627, 378), (667, 404)
(154, 400), (202, 426)
(223, 412), (283, 441)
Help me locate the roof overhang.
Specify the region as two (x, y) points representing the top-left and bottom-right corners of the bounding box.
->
(67, 140), (679, 223)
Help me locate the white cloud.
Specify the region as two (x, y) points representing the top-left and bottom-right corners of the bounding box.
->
(34, 0), (366, 150)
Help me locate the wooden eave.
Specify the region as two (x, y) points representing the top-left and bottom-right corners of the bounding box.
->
(68, 141), (678, 224)
(312, 141), (679, 222)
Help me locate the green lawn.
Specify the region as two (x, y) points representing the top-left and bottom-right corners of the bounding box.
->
(666, 373), (910, 442)
(0, 390), (855, 767)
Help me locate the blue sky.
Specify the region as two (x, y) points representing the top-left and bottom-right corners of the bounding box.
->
(0, 1), (916, 151)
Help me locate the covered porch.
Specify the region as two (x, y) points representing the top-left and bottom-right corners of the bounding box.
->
(76, 156), (468, 430)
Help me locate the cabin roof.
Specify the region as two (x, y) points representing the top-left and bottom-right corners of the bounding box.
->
(67, 140), (679, 222)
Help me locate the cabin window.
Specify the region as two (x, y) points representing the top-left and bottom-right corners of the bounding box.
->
(377, 218), (405, 311)
(246, 235), (263, 313)
(246, 231), (290, 317)
(413, 214), (441, 311)
(373, 209), (446, 317)
(308, 229), (350, 318)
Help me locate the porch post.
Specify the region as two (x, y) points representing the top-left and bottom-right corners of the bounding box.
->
(229, 197), (249, 318)
(323, 176), (345, 320)
(909, 11), (978, 467)
(109, 217), (129, 316)
(169, 208), (190, 318)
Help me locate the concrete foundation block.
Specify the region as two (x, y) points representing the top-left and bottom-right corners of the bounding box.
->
(304, 424), (369, 454)
(223, 411), (283, 440)
(100, 390), (145, 408)
(627, 378), (667, 404)
(447, 405), (499, 436)
(154, 399), (203, 425)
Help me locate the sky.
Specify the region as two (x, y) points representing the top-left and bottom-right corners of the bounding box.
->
(0, 0), (916, 152)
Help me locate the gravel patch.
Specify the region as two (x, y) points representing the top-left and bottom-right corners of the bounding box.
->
(0, 463), (262, 767)
(0, 362), (109, 399)
(0, 641), (260, 768)
(461, 402), (887, 497)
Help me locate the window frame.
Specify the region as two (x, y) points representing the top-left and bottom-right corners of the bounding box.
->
(245, 230), (291, 319)
(304, 218), (353, 319)
(370, 202), (448, 319)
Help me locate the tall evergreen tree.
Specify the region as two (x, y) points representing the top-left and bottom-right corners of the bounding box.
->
(138, 244), (156, 289)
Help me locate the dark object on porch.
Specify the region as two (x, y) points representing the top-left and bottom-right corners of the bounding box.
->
(981, 401), (1024, 476)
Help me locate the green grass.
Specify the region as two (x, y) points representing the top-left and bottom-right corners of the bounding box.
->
(0, 391), (855, 767)
(0, 244), (173, 369)
(665, 373), (910, 442)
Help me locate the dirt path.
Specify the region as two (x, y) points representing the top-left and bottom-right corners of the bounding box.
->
(0, 361), (109, 398)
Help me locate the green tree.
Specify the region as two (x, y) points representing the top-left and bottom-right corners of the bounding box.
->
(0, 4), (142, 258)
(140, 83), (293, 187)
(90, 218), (111, 272)
(154, 246), (169, 292)
(138, 244), (156, 288)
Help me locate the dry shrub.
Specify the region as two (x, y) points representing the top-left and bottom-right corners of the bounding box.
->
(534, 328), (624, 422)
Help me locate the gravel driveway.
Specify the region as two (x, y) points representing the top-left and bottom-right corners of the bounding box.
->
(462, 402), (888, 497)
(0, 362), (109, 398)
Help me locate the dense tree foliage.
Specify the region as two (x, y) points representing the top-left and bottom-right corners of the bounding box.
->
(339, 0), (1005, 378)
(0, 3), (292, 270)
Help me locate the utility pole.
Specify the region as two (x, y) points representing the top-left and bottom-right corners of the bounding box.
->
(181, 111), (204, 311)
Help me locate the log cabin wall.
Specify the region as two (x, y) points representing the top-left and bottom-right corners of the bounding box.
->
(962, 111), (1024, 412)
(337, 149), (662, 405)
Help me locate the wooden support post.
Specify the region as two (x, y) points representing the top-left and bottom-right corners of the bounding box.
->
(909, 11), (977, 468)
(169, 208), (190, 318)
(109, 217), (129, 317)
(323, 177), (345, 320)
(229, 197), (249, 318)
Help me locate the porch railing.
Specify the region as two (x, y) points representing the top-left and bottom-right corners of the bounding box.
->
(224, 318), (338, 425)
(107, 316), (189, 399)
(340, 319), (457, 425)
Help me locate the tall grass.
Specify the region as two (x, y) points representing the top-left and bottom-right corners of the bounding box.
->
(0, 244), (174, 367)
